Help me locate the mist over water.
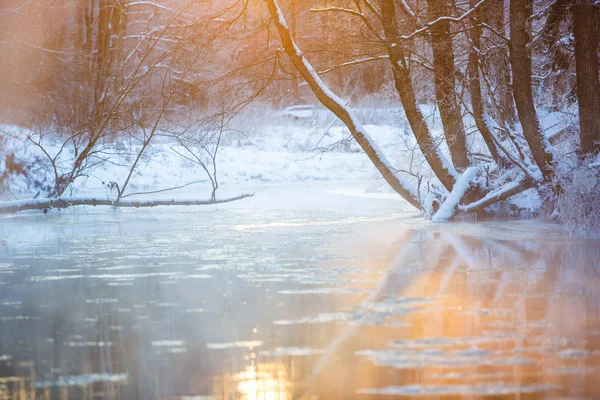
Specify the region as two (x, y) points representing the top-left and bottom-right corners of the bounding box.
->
(0, 190), (598, 399)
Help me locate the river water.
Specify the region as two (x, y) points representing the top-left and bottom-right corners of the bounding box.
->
(0, 184), (599, 399)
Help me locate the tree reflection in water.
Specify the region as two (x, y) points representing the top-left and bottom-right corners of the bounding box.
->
(306, 231), (600, 398)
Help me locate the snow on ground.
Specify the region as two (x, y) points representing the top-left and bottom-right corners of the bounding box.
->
(0, 119), (422, 202)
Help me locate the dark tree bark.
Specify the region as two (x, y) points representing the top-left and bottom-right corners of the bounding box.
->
(468, 0), (501, 164)
(509, 0), (555, 179)
(426, 0), (470, 170)
(484, 0), (516, 127)
(380, 0), (456, 192)
(572, 3), (600, 155)
(542, 0), (572, 50)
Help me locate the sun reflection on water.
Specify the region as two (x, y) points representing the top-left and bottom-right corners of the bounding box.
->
(217, 363), (291, 400)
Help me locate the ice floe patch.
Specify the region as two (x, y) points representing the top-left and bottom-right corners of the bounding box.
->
(357, 383), (556, 396)
(64, 341), (112, 347)
(51, 268), (82, 273)
(0, 315), (36, 321)
(185, 308), (205, 313)
(182, 274), (212, 279)
(152, 340), (186, 347)
(274, 313), (349, 325)
(274, 310), (409, 327)
(356, 348), (535, 368)
(0, 300), (21, 306)
(86, 298), (119, 304)
(364, 297), (434, 313)
(96, 265), (137, 271)
(390, 334), (515, 349)
(34, 373), (128, 388)
(557, 348), (597, 359)
(260, 347), (323, 356)
(27, 271), (182, 282)
(551, 366), (600, 375)
(28, 275), (85, 281)
(424, 371), (515, 380)
(278, 288), (367, 295)
(152, 340), (187, 354)
(206, 341), (264, 350)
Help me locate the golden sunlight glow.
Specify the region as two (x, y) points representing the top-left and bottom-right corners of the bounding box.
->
(217, 363), (291, 400)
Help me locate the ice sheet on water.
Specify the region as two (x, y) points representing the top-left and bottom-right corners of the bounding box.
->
(365, 297), (435, 313)
(390, 335), (516, 349)
(357, 383), (556, 396)
(64, 341), (112, 347)
(34, 373), (128, 388)
(274, 313), (349, 325)
(558, 348), (600, 359)
(260, 347), (323, 356)
(550, 366), (600, 375)
(85, 298), (119, 304)
(206, 341), (264, 350)
(181, 274), (212, 279)
(356, 348), (535, 369)
(278, 288), (368, 295)
(152, 340), (186, 347)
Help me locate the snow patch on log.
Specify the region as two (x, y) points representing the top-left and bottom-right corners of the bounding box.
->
(432, 167), (479, 221)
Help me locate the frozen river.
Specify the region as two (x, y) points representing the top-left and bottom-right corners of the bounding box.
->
(1, 183), (599, 399)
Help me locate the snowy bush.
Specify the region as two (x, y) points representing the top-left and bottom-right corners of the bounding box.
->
(554, 156), (600, 237)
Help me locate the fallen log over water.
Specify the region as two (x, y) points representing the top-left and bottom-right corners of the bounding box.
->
(0, 194), (254, 214)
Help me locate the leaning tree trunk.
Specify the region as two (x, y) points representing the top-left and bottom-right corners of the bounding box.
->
(571, 3), (600, 155)
(380, 0), (456, 192)
(264, 0), (422, 209)
(427, 0), (470, 170)
(468, 0), (501, 164)
(509, 0), (555, 180)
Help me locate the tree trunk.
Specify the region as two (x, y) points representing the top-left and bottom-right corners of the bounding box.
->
(265, 0), (422, 209)
(380, 0), (456, 192)
(468, 0), (501, 164)
(427, 0), (470, 170)
(509, 0), (554, 179)
(572, 3), (600, 155)
(484, 0), (516, 128)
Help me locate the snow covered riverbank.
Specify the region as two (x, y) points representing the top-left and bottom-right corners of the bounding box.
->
(1, 121), (411, 204)
(0, 107), (584, 224)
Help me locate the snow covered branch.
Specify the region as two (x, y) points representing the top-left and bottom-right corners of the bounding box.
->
(432, 167), (480, 221)
(398, 0), (489, 42)
(0, 194), (254, 215)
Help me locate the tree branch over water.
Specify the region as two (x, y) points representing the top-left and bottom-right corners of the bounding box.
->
(0, 194), (254, 214)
